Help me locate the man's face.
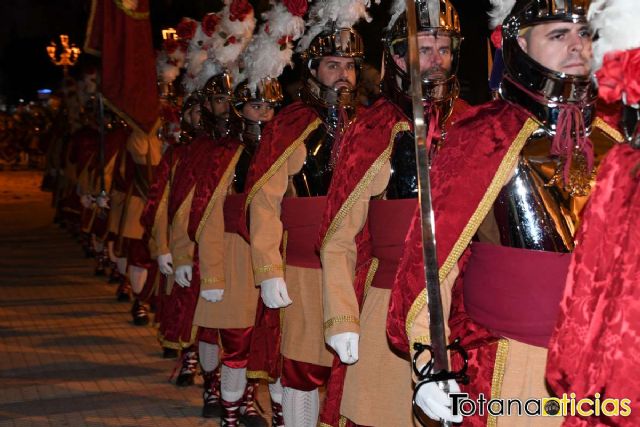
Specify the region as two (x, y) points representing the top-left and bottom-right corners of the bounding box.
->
(185, 104), (201, 126)
(518, 22), (592, 76)
(210, 95), (230, 117)
(241, 101), (275, 123)
(311, 56), (357, 90)
(393, 34), (454, 79)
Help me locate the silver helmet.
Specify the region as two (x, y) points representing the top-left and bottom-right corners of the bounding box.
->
(200, 71), (233, 138)
(300, 26), (364, 130)
(499, 0), (597, 132)
(383, 0), (462, 125)
(232, 77), (283, 144)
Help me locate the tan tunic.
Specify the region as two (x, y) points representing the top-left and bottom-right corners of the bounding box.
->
(193, 153), (259, 330)
(121, 128), (162, 240)
(250, 144), (333, 367)
(321, 161), (418, 426)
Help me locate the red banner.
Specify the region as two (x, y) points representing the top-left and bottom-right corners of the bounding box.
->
(85, 0), (159, 134)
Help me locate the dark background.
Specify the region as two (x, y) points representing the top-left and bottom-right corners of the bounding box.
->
(0, 0), (493, 106)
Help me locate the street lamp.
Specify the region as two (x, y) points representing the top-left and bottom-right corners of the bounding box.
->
(46, 34), (81, 77)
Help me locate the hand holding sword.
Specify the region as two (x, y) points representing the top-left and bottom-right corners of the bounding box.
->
(402, 0), (469, 425)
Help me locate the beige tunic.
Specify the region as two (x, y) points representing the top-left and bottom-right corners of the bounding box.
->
(321, 161), (418, 426)
(193, 151), (259, 330)
(250, 144), (333, 367)
(121, 128), (162, 240)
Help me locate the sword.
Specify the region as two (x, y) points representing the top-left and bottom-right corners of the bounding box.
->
(97, 92), (107, 197)
(404, 1), (468, 425)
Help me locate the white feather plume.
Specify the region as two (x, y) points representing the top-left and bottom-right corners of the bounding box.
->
(589, 0), (640, 70)
(213, 1), (256, 67)
(488, 0), (516, 29)
(240, 1), (306, 95)
(298, 0), (377, 52)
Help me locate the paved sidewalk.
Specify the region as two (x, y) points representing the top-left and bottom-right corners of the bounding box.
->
(0, 172), (271, 427)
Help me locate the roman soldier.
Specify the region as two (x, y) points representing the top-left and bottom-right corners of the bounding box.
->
(546, 1), (640, 425)
(241, 0), (371, 425)
(386, 0), (623, 425)
(316, 0), (468, 425)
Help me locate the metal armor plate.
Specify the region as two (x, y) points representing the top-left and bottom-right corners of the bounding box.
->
(477, 127), (616, 252)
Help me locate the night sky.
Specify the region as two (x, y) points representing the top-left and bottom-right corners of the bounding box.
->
(0, 0), (493, 106)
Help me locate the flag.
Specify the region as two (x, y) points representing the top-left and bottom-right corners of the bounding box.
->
(85, 0), (159, 134)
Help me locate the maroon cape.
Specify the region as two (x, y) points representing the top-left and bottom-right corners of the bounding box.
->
(241, 102), (321, 381)
(386, 99), (538, 427)
(547, 143), (640, 426)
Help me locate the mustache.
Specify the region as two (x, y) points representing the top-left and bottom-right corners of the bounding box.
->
(333, 79), (354, 90)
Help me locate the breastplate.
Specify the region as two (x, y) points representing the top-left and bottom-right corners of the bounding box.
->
(477, 128), (615, 252)
(287, 125), (334, 197)
(384, 131), (419, 200)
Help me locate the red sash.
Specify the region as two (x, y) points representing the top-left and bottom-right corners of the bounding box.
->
(281, 197), (327, 269)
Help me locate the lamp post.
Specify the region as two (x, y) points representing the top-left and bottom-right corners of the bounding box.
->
(46, 34), (81, 78)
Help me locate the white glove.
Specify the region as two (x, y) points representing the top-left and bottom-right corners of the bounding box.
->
(157, 252), (174, 275)
(414, 379), (462, 424)
(259, 277), (292, 308)
(201, 289), (224, 302)
(96, 194), (110, 209)
(175, 265), (193, 288)
(80, 194), (93, 208)
(327, 332), (359, 364)
(128, 265), (148, 294)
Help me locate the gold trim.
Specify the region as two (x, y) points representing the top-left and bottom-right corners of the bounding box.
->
(84, 0), (101, 56)
(171, 186), (195, 228)
(150, 182), (170, 244)
(323, 315), (360, 331)
(195, 147), (244, 242)
(201, 276), (223, 285)
(593, 117), (624, 143)
(363, 257), (379, 300)
(245, 118), (322, 209)
(405, 118), (539, 345)
(253, 263), (284, 275)
(321, 121), (411, 250)
(281, 230), (288, 270)
(487, 339), (509, 427)
(339, 416), (348, 427)
(246, 370), (276, 383)
(156, 324), (199, 350)
(113, 0), (150, 19)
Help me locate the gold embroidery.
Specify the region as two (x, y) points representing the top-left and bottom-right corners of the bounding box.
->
(247, 370), (276, 383)
(363, 257), (379, 300)
(593, 117), (624, 143)
(201, 276), (223, 285)
(282, 230), (288, 271)
(171, 186), (195, 228)
(339, 416), (348, 427)
(487, 339), (509, 427)
(253, 264), (284, 274)
(150, 182), (170, 242)
(324, 315), (360, 331)
(405, 119), (539, 344)
(113, 0), (150, 19)
(195, 147), (244, 242)
(245, 118), (322, 209)
(321, 121), (411, 249)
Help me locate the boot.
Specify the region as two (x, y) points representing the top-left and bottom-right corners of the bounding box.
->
(239, 381), (268, 427)
(201, 367), (222, 418)
(108, 261), (121, 284)
(116, 277), (131, 302)
(130, 299), (149, 326)
(221, 397), (242, 427)
(175, 348), (198, 387)
(271, 399), (284, 427)
(94, 252), (107, 276)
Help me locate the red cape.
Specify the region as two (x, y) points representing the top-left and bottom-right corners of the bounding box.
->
(547, 143), (640, 427)
(239, 101), (321, 241)
(187, 137), (244, 243)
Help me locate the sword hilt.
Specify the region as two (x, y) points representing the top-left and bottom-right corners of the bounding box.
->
(411, 338), (469, 426)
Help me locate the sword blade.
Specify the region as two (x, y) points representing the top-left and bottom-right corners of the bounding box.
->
(405, 0), (449, 375)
